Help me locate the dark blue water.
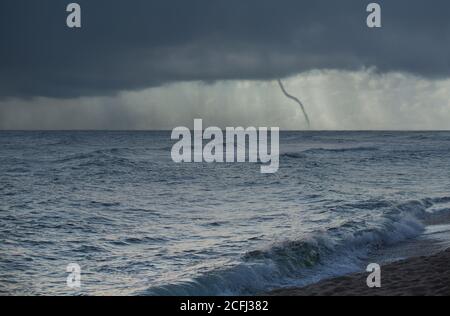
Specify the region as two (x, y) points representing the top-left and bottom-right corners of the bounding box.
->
(1, 131), (450, 295)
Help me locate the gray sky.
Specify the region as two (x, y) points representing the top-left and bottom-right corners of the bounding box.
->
(1, 0), (450, 130)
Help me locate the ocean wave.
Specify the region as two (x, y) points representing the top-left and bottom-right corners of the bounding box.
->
(281, 146), (379, 159)
(281, 153), (305, 159)
(53, 148), (135, 167)
(304, 146), (379, 154)
(140, 196), (449, 296)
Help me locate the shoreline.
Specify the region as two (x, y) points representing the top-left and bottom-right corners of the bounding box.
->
(268, 248), (450, 296)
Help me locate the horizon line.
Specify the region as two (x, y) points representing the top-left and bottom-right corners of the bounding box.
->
(1, 129), (450, 132)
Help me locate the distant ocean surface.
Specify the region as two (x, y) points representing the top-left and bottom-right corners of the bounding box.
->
(1, 131), (450, 296)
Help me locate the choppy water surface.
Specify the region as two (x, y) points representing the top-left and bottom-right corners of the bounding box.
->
(1, 131), (450, 295)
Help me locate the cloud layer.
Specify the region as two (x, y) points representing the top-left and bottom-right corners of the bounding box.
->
(1, 0), (450, 98)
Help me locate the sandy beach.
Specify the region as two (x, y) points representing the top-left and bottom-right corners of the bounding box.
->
(269, 248), (450, 296)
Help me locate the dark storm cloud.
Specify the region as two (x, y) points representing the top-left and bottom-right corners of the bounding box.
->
(1, 0), (450, 98)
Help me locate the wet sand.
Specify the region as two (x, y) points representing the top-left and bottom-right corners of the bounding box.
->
(269, 248), (450, 296)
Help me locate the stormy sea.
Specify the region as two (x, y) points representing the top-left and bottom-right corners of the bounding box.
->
(1, 131), (450, 295)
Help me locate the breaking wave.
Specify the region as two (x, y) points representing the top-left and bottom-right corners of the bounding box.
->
(141, 197), (449, 296)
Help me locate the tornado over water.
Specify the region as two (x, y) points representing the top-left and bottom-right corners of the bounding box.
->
(277, 79), (311, 129)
